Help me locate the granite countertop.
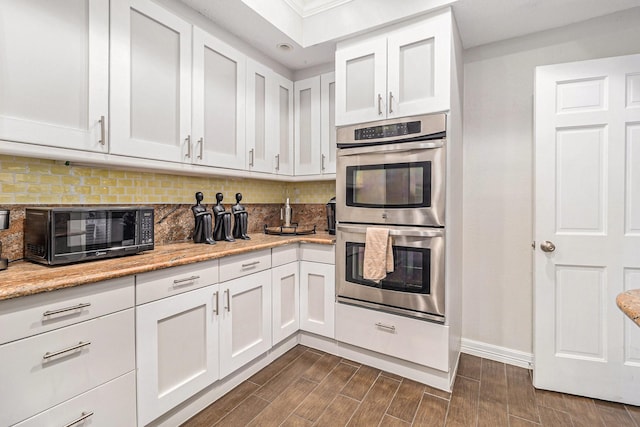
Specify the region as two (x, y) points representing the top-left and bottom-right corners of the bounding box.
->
(0, 232), (335, 302)
(617, 289), (640, 327)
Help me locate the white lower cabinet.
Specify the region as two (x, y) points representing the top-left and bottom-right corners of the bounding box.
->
(272, 262), (300, 345)
(336, 303), (449, 371)
(136, 284), (220, 426)
(219, 269), (272, 378)
(0, 309), (135, 426)
(15, 372), (136, 427)
(299, 261), (335, 339)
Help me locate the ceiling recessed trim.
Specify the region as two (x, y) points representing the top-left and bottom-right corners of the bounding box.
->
(282, 0), (355, 18)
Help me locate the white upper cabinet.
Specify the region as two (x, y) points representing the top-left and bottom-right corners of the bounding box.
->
(0, 0), (109, 152)
(246, 59), (272, 173)
(335, 10), (452, 125)
(271, 74), (295, 176)
(110, 0), (192, 163)
(246, 62), (294, 174)
(320, 72), (337, 174)
(295, 73), (336, 176)
(294, 77), (321, 175)
(192, 28), (246, 170)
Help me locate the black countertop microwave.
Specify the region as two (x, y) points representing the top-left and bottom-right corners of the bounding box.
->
(24, 207), (154, 266)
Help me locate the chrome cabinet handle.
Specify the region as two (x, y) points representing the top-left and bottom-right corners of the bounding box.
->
(388, 92), (394, 114)
(377, 94), (383, 115)
(43, 341), (91, 360)
(185, 135), (192, 158)
(241, 261), (260, 268)
(540, 241), (556, 253)
(63, 411), (94, 427)
(249, 149), (254, 167)
(321, 154), (326, 171)
(275, 154), (280, 171)
(225, 289), (230, 312)
(173, 275), (200, 286)
(375, 322), (396, 332)
(197, 137), (203, 159)
(98, 116), (105, 145)
(213, 291), (219, 315)
(43, 302), (91, 317)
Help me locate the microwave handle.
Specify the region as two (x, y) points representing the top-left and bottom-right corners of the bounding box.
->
(336, 224), (444, 238)
(337, 139), (444, 157)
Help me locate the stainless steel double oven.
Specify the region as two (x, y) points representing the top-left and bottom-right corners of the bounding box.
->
(336, 113), (447, 323)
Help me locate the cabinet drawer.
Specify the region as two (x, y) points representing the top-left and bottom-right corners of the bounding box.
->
(272, 244), (298, 267)
(300, 243), (335, 264)
(0, 277), (134, 345)
(15, 372), (136, 427)
(0, 309), (135, 426)
(219, 249), (271, 282)
(136, 260), (219, 305)
(336, 303), (449, 371)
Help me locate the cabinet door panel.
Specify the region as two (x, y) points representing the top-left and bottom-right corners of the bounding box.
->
(136, 285), (219, 426)
(320, 72), (337, 174)
(300, 261), (335, 339)
(335, 37), (386, 126)
(193, 28), (246, 169)
(294, 77), (321, 175)
(272, 74), (294, 175)
(220, 269), (272, 378)
(246, 60), (273, 172)
(387, 14), (451, 117)
(0, 0), (108, 152)
(110, 0), (192, 162)
(272, 262), (299, 345)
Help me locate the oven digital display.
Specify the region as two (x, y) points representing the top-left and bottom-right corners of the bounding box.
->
(354, 120), (422, 140)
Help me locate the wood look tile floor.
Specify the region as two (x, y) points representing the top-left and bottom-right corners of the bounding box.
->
(181, 346), (640, 427)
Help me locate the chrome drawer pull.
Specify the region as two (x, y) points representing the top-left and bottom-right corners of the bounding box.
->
(375, 322), (396, 332)
(173, 275), (200, 285)
(241, 261), (260, 268)
(43, 302), (91, 317)
(43, 341), (91, 360)
(63, 411), (94, 427)
(213, 291), (219, 315)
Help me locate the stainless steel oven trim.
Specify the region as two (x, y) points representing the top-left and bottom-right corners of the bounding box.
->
(336, 113), (447, 146)
(336, 224), (445, 321)
(337, 139), (446, 227)
(337, 297), (445, 323)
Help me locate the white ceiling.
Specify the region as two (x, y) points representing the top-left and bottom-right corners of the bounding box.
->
(180, 0), (640, 71)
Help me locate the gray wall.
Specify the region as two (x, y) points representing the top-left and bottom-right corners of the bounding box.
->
(461, 7), (640, 353)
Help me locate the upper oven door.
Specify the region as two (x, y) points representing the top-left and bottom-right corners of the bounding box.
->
(337, 140), (445, 227)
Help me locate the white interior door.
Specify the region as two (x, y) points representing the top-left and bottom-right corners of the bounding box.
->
(534, 53), (640, 405)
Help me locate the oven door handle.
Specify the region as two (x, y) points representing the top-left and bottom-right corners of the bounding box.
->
(337, 224), (444, 238)
(337, 140), (444, 157)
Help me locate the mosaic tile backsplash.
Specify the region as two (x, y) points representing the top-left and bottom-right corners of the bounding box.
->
(0, 155), (335, 262)
(0, 155), (335, 204)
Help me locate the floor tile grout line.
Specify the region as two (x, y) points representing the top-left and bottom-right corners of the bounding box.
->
(377, 377), (403, 427)
(213, 347), (310, 426)
(625, 405), (640, 427)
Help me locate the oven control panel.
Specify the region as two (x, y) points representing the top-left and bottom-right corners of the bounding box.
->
(354, 120), (421, 140)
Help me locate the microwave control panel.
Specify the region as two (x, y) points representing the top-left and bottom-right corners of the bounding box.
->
(140, 210), (154, 245)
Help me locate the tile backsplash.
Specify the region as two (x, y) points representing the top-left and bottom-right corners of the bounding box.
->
(0, 155), (336, 205)
(0, 155), (335, 263)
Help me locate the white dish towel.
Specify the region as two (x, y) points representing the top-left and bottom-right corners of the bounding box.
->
(363, 227), (394, 283)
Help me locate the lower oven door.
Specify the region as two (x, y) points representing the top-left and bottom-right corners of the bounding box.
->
(336, 223), (445, 323)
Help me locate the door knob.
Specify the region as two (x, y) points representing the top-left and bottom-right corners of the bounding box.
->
(540, 241), (556, 253)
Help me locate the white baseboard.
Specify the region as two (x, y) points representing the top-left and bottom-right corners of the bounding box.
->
(460, 338), (533, 369)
